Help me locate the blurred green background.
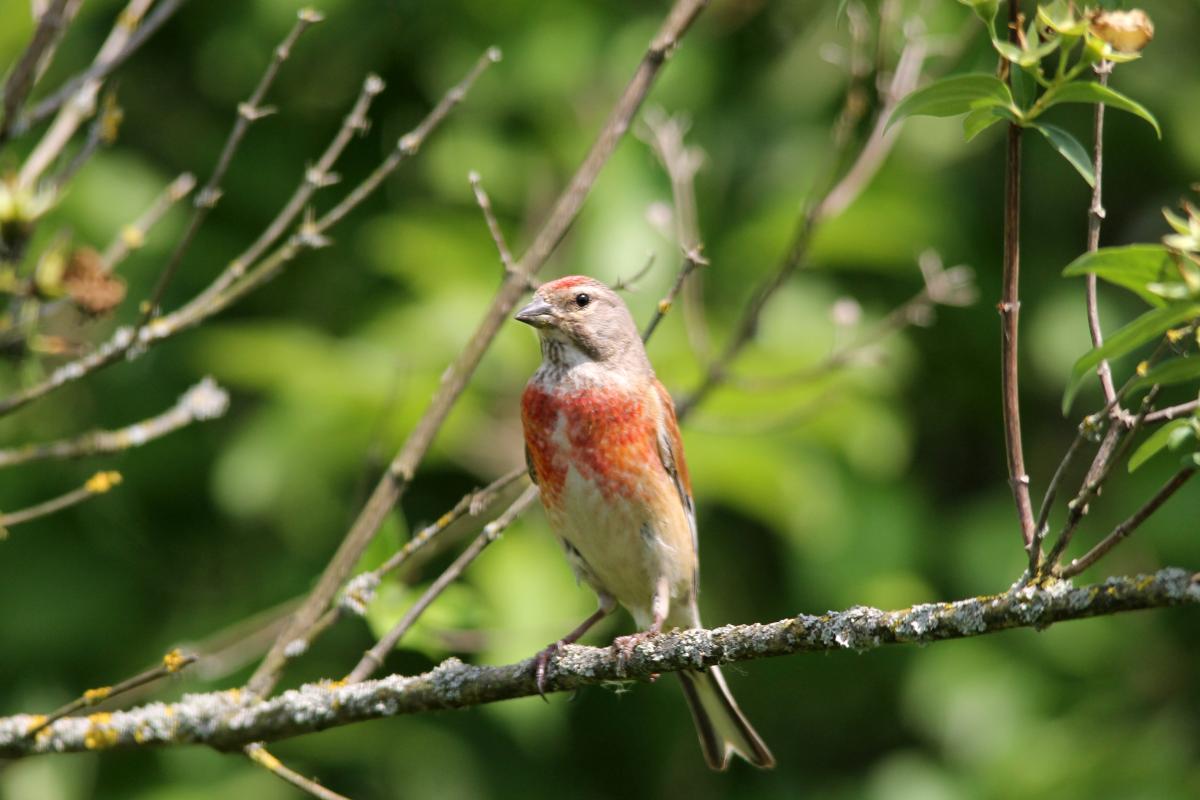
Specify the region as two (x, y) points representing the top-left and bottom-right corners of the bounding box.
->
(2, 0), (1199, 798)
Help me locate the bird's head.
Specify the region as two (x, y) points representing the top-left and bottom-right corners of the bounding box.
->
(514, 275), (648, 371)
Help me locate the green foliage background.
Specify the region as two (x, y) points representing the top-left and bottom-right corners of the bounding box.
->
(1, 1), (1198, 797)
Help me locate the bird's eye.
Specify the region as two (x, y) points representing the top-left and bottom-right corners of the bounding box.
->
(575, 293), (591, 308)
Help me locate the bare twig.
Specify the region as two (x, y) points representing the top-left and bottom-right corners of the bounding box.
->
(4, 567), (1198, 757)
(469, 171), (516, 275)
(1084, 63), (1121, 411)
(345, 485), (540, 683)
(675, 31), (927, 419)
(0, 0), (73, 143)
(1031, 418), (1095, 570)
(247, 0), (709, 698)
(1145, 397), (1200, 424)
(1044, 388), (1159, 570)
(283, 467), (528, 665)
(12, 0), (191, 140)
(137, 9), (325, 326)
(102, 172), (198, 270)
(0, 377), (228, 469)
(184, 71), (385, 310)
(998, 1), (1037, 555)
(49, 91), (122, 192)
(1060, 469), (1197, 578)
(0, 51), (487, 418)
(642, 245), (706, 342)
(19, 0), (159, 187)
(245, 743), (350, 800)
(612, 252), (657, 292)
(23, 649), (195, 738)
(0, 470), (122, 534)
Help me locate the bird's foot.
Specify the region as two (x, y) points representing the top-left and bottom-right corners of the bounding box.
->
(611, 631), (659, 679)
(533, 640), (565, 700)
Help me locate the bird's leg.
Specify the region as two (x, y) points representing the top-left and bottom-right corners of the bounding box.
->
(613, 577), (670, 679)
(534, 593), (615, 699)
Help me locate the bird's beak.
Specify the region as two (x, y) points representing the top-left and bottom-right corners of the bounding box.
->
(514, 297), (555, 328)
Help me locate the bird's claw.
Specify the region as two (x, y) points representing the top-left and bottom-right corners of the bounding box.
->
(611, 632), (653, 678)
(533, 640), (564, 700)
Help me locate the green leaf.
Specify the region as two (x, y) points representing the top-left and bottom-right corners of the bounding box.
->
(963, 106), (1007, 141)
(1128, 419), (1193, 472)
(1063, 302), (1200, 414)
(1043, 81), (1161, 138)
(889, 75), (1014, 129)
(957, 0), (998, 27)
(1032, 123), (1094, 187)
(1038, 0), (1088, 36)
(1062, 244), (1175, 307)
(993, 36), (1060, 68)
(1128, 356), (1200, 395)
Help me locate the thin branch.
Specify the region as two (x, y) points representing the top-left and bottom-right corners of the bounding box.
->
(345, 485), (540, 683)
(49, 90), (122, 192)
(642, 245), (706, 343)
(246, 0), (709, 699)
(23, 649), (195, 738)
(0, 470), (122, 533)
(245, 743), (351, 800)
(1031, 419), (1094, 570)
(469, 170), (515, 275)
(18, 0), (160, 187)
(0, 0), (73, 143)
(1084, 63), (1121, 410)
(675, 32), (927, 419)
(12, 0), (190, 139)
(181, 71), (384, 312)
(0, 51), (487, 419)
(1044, 388), (1159, 570)
(0, 377), (229, 469)
(611, 251), (657, 292)
(1060, 470), (1197, 578)
(4, 567), (1197, 757)
(998, 0), (1037, 555)
(137, 9), (325, 327)
(102, 172), (198, 270)
(637, 106), (710, 354)
(280, 467), (528, 667)
(1145, 397), (1200, 424)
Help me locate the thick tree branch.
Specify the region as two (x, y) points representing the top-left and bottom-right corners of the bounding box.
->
(2, 568), (1196, 758)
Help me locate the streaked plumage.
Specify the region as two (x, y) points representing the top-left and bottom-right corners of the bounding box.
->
(516, 275), (774, 770)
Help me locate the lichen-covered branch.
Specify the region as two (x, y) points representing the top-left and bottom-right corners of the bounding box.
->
(2, 568), (1195, 758)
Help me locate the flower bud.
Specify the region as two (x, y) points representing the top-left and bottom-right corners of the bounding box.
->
(1089, 9), (1154, 53)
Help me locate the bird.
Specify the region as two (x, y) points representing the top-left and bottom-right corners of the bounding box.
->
(515, 274), (774, 771)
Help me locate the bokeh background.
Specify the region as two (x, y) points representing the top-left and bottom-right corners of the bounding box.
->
(2, 0), (1199, 798)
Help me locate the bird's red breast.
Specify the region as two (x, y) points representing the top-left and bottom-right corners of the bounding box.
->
(521, 381), (663, 512)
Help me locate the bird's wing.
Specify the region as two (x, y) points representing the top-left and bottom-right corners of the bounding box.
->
(651, 378), (698, 594)
(524, 442), (539, 486)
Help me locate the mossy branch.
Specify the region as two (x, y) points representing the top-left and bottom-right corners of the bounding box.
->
(2, 568), (1195, 758)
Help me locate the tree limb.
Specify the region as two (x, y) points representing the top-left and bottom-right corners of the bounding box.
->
(2, 568), (1196, 758)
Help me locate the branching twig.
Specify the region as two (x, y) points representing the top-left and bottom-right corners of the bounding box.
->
(675, 30), (927, 419)
(0, 377), (229, 469)
(3, 568), (1197, 757)
(469, 171), (516, 275)
(18, 0), (159, 187)
(102, 172), (198, 270)
(345, 485), (540, 683)
(1145, 397), (1200, 424)
(0, 0), (73, 143)
(12, 0), (191, 140)
(245, 743), (350, 800)
(246, 0), (708, 699)
(642, 245), (706, 343)
(23, 649), (195, 738)
(137, 9), (325, 326)
(0, 470), (122, 534)
(1060, 470), (1197, 578)
(1044, 388), (1159, 570)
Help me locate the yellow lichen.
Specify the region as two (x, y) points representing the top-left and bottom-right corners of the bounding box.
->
(161, 648), (188, 673)
(247, 745), (283, 770)
(83, 686), (113, 705)
(85, 471), (123, 494)
(24, 715), (47, 735)
(83, 713), (118, 750)
(120, 225), (145, 250)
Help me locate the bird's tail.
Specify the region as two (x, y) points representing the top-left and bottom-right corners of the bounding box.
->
(677, 667), (775, 770)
